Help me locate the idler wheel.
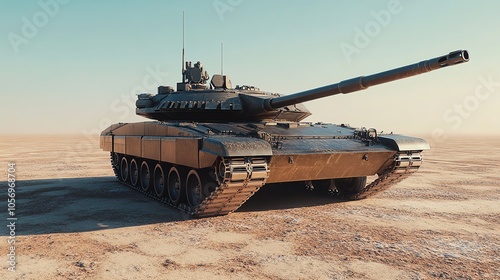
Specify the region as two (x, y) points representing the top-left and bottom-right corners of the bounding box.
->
(110, 152), (120, 178)
(120, 156), (129, 182)
(129, 159), (139, 187)
(215, 158), (228, 184)
(334, 176), (367, 197)
(140, 161), (152, 191)
(153, 164), (167, 197)
(167, 167), (184, 205)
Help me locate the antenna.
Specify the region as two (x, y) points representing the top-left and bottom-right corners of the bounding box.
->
(181, 11), (185, 82)
(221, 42), (224, 75)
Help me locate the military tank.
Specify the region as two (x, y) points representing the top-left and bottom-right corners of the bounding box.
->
(101, 50), (469, 217)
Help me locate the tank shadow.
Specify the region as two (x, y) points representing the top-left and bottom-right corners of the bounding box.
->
(2, 177), (346, 236)
(238, 183), (344, 213)
(1, 176), (188, 236)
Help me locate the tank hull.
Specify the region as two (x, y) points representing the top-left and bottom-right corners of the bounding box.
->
(100, 121), (428, 217)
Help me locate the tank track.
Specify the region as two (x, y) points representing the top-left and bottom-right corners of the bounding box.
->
(110, 151), (421, 217)
(110, 153), (269, 218)
(347, 151), (423, 200)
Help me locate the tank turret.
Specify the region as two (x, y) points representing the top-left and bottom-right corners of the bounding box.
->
(136, 50), (469, 122)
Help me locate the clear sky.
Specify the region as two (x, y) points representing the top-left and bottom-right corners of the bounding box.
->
(1, 0), (499, 139)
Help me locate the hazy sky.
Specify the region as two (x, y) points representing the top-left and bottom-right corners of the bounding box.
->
(1, 0), (499, 139)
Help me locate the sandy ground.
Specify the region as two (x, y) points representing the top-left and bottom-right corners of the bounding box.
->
(0, 134), (499, 280)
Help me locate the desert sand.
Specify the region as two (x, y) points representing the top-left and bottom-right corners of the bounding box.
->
(0, 134), (499, 279)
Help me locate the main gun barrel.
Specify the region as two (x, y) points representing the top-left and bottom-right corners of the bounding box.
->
(266, 50), (469, 110)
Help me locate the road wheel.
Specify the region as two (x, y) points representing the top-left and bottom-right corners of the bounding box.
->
(334, 176), (367, 198)
(153, 164), (167, 197)
(186, 170), (204, 207)
(309, 179), (335, 193)
(130, 159), (139, 187)
(167, 167), (184, 204)
(140, 161), (152, 191)
(120, 156), (129, 182)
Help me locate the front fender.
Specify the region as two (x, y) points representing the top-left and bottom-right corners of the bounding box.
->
(378, 135), (430, 151)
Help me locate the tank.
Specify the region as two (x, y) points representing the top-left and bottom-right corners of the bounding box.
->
(101, 50), (469, 217)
